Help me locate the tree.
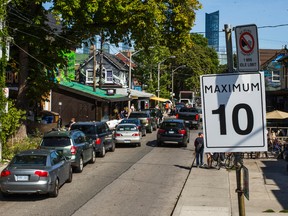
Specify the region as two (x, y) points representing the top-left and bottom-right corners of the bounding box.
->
(6, 0), (202, 112)
(133, 34), (219, 99)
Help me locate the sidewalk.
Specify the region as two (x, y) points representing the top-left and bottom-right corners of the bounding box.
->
(173, 155), (288, 216)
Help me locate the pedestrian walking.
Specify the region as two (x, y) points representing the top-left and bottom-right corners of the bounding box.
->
(194, 132), (204, 167)
(67, 117), (76, 130)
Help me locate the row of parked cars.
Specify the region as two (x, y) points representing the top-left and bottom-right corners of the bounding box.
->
(0, 108), (164, 198)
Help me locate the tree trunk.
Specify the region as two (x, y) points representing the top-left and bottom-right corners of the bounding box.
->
(16, 44), (29, 111)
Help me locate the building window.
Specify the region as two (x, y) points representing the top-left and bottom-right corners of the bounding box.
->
(106, 69), (113, 83)
(86, 69), (94, 84)
(272, 70), (280, 82)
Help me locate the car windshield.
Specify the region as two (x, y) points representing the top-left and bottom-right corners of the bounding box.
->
(116, 125), (138, 131)
(12, 155), (47, 166)
(179, 107), (198, 112)
(161, 122), (183, 129)
(121, 119), (139, 125)
(71, 125), (95, 135)
(41, 137), (71, 147)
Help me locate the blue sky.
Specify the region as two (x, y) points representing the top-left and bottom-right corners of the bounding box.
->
(192, 0), (288, 50)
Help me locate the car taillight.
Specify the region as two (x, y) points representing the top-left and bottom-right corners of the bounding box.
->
(132, 133), (140, 136)
(95, 138), (101, 145)
(115, 133), (123, 136)
(176, 114), (179, 119)
(71, 146), (77, 155)
(1, 170), (11, 177)
(157, 129), (165, 134)
(195, 114), (199, 121)
(35, 170), (49, 177)
(178, 129), (187, 135)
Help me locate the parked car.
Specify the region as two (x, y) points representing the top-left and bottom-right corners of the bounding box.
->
(0, 149), (72, 197)
(157, 119), (190, 147)
(128, 111), (157, 133)
(142, 108), (163, 127)
(119, 118), (147, 137)
(113, 123), (142, 147)
(70, 121), (115, 157)
(39, 129), (96, 173)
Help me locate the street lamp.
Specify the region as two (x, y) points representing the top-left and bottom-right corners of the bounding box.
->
(171, 65), (186, 102)
(128, 49), (142, 109)
(128, 47), (153, 109)
(157, 56), (176, 99)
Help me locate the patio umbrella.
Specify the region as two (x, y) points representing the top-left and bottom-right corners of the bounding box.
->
(266, 110), (288, 120)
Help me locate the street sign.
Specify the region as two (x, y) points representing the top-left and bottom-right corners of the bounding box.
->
(235, 24), (259, 72)
(242, 165), (249, 200)
(200, 72), (267, 153)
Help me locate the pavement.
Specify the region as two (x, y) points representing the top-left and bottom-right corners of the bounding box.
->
(1, 153), (288, 216)
(172, 153), (288, 216)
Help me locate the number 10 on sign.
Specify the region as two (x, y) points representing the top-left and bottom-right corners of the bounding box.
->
(200, 72), (267, 153)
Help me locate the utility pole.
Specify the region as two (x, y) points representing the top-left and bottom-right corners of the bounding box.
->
(224, 24), (234, 72)
(93, 44), (97, 92)
(224, 23), (245, 216)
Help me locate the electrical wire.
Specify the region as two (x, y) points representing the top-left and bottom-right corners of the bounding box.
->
(11, 41), (50, 69)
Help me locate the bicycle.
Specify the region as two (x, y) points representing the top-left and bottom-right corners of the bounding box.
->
(211, 153), (225, 170)
(224, 152), (235, 169)
(224, 152), (244, 169)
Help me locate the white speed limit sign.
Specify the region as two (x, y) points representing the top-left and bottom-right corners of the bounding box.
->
(200, 72), (267, 153)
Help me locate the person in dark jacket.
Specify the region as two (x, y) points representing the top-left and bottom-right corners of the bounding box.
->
(194, 132), (204, 167)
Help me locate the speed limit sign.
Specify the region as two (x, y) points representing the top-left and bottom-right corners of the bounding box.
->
(200, 72), (267, 153)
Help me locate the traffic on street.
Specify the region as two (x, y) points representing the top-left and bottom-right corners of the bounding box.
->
(0, 120), (200, 216)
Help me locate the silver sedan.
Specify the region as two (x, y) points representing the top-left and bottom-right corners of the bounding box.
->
(113, 123), (142, 147)
(0, 149), (72, 197)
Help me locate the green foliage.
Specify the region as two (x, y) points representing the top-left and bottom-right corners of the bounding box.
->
(2, 136), (41, 161)
(0, 100), (26, 145)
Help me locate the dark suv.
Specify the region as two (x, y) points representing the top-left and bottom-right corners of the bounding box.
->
(39, 129), (96, 173)
(128, 111), (157, 133)
(157, 119), (190, 147)
(142, 108), (163, 128)
(70, 121), (115, 157)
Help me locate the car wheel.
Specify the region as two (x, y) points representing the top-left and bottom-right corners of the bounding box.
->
(110, 142), (116, 152)
(66, 167), (73, 183)
(137, 142), (141, 147)
(75, 157), (84, 173)
(1, 192), (10, 198)
(182, 142), (187, 147)
(49, 178), (59, 197)
(157, 141), (162, 146)
(89, 150), (96, 164)
(100, 146), (106, 157)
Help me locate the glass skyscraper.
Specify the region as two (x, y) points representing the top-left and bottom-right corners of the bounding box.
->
(205, 10), (219, 52)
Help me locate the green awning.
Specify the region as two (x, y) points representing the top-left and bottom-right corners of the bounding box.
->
(58, 81), (131, 102)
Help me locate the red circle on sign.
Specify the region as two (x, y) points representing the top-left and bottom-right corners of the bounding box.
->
(239, 32), (254, 54)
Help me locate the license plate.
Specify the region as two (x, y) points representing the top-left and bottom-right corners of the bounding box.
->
(124, 140), (131, 143)
(192, 121), (197, 124)
(16, 175), (29, 181)
(169, 131), (175, 134)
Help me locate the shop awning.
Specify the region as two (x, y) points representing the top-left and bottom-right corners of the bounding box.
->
(150, 96), (170, 102)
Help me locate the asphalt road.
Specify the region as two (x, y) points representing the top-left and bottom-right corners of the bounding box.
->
(0, 128), (198, 216)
